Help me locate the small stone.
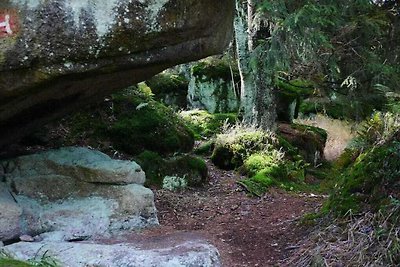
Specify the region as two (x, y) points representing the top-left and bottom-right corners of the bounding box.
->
(66, 234), (91, 242)
(20, 235), (35, 242)
(231, 205), (239, 210)
(33, 235), (43, 242)
(285, 245), (300, 250)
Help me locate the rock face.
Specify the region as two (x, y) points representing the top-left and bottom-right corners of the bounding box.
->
(0, 184), (23, 241)
(0, 147), (158, 241)
(188, 77), (240, 114)
(187, 57), (240, 114)
(0, 0), (235, 147)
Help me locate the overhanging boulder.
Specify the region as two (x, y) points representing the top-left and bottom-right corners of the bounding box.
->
(0, 0), (235, 147)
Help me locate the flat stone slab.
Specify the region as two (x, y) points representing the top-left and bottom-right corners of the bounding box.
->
(2, 239), (221, 267)
(2, 147), (146, 185)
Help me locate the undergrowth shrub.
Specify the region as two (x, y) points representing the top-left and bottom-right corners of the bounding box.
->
(326, 112), (400, 215)
(326, 138), (400, 215)
(349, 111), (400, 148)
(291, 112), (400, 267)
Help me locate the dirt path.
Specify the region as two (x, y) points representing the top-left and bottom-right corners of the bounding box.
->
(134, 159), (322, 266)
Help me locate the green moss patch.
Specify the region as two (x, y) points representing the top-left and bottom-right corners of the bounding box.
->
(145, 73), (189, 108)
(275, 78), (316, 96)
(181, 109), (237, 140)
(0, 258), (33, 267)
(146, 73), (188, 95)
(239, 160), (308, 197)
(191, 57), (240, 83)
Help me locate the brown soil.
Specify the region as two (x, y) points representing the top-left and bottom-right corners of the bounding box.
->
(133, 158), (323, 267)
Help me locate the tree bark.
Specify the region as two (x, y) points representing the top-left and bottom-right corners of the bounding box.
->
(234, 0), (276, 130)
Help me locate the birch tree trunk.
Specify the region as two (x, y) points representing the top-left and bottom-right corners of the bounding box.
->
(234, 0), (276, 130)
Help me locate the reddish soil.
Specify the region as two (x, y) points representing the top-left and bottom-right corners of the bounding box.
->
(136, 159), (322, 267)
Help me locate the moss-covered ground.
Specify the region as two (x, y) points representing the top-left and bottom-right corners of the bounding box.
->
(180, 109), (237, 140)
(61, 86), (194, 156)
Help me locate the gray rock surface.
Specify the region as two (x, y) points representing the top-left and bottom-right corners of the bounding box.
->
(2, 239), (221, 267)
(2, 147), (146, 185)
(0, 183), (22, 241)
(0, 0), (235, 147)
(0, 147), (158, 242)
(188, 77), (240, 114)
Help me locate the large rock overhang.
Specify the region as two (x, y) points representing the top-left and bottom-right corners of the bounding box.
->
(0, 0), (235, 147)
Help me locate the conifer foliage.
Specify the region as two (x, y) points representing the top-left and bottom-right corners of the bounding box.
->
(237, 0), (400, 123)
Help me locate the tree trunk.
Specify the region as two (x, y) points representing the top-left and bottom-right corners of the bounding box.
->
(234, 0), (276, 130)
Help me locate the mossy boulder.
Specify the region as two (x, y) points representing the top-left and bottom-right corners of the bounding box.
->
(108, 90), (194, 155)
(146, 73), (189, 109)
(61, 87), (194, 156)
(210, 126), (311, 196)
(211, 128), (277, 170)
(211, 145), (237, 170)
(275, 78), (315, 123)
(135, 151), (208, 188)
(0, 0), (235, 149)
(278, 123), (327, 165)
(191, 58), (240, 82)
(180, 109), (237, 140)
